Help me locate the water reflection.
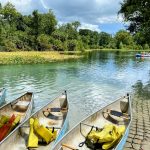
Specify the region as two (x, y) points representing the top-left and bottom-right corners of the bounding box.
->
(132, 79), (150, 100)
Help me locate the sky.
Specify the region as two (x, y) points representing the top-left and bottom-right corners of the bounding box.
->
(0, 0), (126, 34)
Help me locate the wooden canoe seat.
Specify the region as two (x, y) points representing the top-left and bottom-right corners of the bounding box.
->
(103, 109), (130, 122)
(43, 107), (66, 120)
(47, 107), (68, 112)
(12, 101), (30, 112)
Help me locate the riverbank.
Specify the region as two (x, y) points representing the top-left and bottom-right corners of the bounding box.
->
(0, 51), (82, 65)
(0, 49), (149, 65)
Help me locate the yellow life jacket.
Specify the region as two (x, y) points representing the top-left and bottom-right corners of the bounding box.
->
(33, 118), (56, 144)
(87, 124), (125, 150)
(27, 118), (38, 148)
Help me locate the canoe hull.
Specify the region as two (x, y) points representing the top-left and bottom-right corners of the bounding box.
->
(0, 92), (34, 144)
(0, 91), (68, 150)
(55, 113), (69, 144)
(0, 88), (6, 106)
(53, 94), (132, 150)
(115, 126), (130, 150)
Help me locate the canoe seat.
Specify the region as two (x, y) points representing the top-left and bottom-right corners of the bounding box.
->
(103, 109), (130, 121)
(11, 101), (30, 112)
(43, 107), (66, 120)
(47, 107), (68, 112)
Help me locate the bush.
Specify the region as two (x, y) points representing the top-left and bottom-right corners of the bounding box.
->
(77, 40), (84, 52)
(52, 39), (64, 51)
(1, 39), (16, 51)
(119, 42), (123, 49)
(143, 43), (149, 50)
(66, 40), (77, 51)
(37, 34), (51, 50)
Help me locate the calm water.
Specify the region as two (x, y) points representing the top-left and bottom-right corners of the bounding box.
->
(0, 51), (150, 127)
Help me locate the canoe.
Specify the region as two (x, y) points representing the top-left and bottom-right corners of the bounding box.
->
(0, 88), (6, 106)
(53, 93), (132, 150)
(0, 91), (69, 150)
(0, 92), (34, 143)
(136, 53), (150, 57)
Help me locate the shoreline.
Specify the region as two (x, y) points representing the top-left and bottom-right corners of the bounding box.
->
(0, 49), (149, 65)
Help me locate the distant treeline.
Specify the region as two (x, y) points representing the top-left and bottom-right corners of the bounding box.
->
(0, 2), (149, 52)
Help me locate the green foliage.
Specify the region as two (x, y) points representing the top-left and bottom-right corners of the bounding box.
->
(99, 32), (112, 47)
(52, 39), (64, 51)
(37, 34), (51, 50)
(143, 44), (149, 50)
(115, 30), (134, 49)
(119, 0), (150, 43)
(66, 40), (78, 51)
(0, 2), (147, 52)
(40, 10), (57, 35)
(79, 29), (99, 48)
(52, 29), (67, 42)
(119, 42), (123, 49)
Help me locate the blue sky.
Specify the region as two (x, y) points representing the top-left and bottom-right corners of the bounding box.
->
(0, 0), (126, 34)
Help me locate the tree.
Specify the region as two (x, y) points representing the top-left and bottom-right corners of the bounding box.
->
(1, 2), (20, 24)
(71, 21), (81, 31)
(29, 10), (42, 49)
(40, 10), (57, 35)
(114, 30), (134, 49)
(79, 29), (99, 48)
(119, 0), (150, 43)
(99, 32), (112, 47)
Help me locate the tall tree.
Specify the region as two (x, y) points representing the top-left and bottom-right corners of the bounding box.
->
(115, 30), (134, 49)
(119, 0), (150, 43)
(1, 2), (19, 24)
(40, 10), (57, 35)
(99, 32), (112, 47)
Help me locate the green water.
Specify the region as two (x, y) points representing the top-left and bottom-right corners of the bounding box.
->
(0, 51), (150, 127)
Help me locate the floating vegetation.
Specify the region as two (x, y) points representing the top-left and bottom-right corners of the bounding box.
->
(0, 51), (82, 65)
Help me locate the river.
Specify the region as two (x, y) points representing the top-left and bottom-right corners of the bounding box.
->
(0, 51), (150, 127)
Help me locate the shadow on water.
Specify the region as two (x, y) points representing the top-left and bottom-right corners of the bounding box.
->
(132, 74), (150, 100)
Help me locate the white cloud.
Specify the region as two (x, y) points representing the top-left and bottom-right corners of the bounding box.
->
(79, 23), (101, 32)
(0, 0), (47, 14)
(0, 0), (124, 33)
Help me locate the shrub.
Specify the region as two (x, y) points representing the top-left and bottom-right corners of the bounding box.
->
(66, 40), (77, 51)
(37, 34), (51, 50)
(143, 43), (149, 50)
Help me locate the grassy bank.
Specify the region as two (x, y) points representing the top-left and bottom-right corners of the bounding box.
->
(0, 51), (82, 65)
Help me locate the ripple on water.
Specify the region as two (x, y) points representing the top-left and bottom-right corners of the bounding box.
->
(0, 51), (150, 128)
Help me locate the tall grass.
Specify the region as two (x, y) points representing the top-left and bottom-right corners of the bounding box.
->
(0, 51), (82, 65)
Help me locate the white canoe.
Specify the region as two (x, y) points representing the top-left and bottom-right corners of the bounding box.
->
(53, 93), (132, 150)
(0, 91), (69, 150)
(0, 88), (6, 106)
(0, 92), (34, 144)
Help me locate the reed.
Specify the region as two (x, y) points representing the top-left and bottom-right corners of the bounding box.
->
(0, 51), (82, 65)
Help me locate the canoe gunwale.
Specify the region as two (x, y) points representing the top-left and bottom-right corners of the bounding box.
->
(0, 91), (33, 110)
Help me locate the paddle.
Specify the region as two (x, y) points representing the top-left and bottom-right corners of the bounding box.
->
(0, 114), (16, 141)
(62, 143), (79, 150)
